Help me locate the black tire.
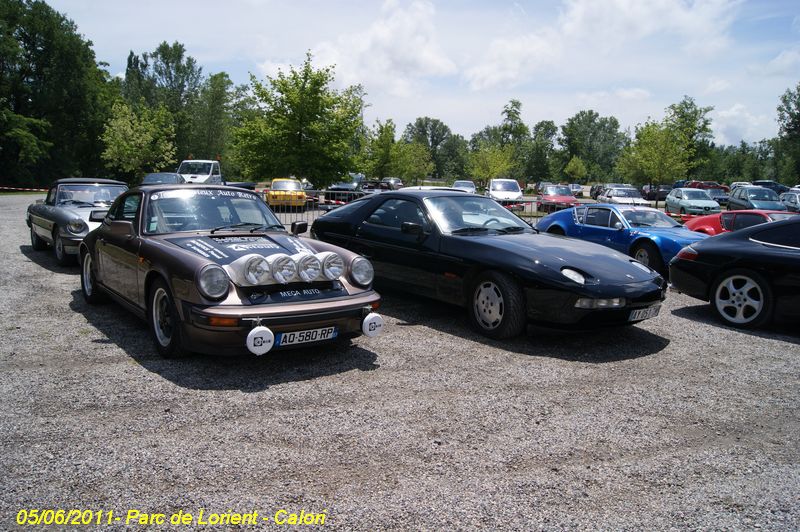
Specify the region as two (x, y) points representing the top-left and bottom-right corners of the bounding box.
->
(30, 223), (47, 250)
(710, 269), (773, 328)
(631, 241), (664, 274)
(468, 271), (526, 339)
(52, 229), (74, 266)
(80, 250), (107, 304)
(148, 278), (186, 358)
(547, 226), (565, 235)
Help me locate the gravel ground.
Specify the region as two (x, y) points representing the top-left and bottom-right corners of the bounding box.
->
(1, 193), (798, 530)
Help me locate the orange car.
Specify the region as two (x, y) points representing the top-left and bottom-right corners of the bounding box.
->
(267, 178), (307, 211)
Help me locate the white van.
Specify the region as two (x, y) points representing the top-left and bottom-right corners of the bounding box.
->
(177, 160), (223, 184)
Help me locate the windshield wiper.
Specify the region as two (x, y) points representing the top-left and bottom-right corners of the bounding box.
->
(630, 222), (652, 227)
(494, 226), (526, 234)
(210, 222), (265, 234)
(250, 223), (285, 233)
(451, 227), (489, 235)
(59, 200), (94, 206)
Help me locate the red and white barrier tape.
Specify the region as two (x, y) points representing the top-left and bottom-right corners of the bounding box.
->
(0, 186), (47, 192)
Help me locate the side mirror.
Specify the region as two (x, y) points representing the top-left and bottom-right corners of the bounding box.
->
(89, 210), (108, 222)
(291, 221), (307, 235)
(109, 220), (135, 239)
(614, 222), (624, 230)
(401, 222), (423, 236)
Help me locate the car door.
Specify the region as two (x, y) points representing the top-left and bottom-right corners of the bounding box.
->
(579, 207), (615, 247)
(96, 193), (143, 303)
(30, 186), (58, 243)
(604, 210), (630, 253)
(353, 198), (437, 294)
(732, 212), (768, 231)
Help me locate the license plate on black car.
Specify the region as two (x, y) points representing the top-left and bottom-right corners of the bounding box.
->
(276, 326), (337, 346)
(629, 306), (660, 321)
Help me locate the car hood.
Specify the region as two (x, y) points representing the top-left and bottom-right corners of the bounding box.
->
(180, 174), (211, 182)
(630, 226), (708, 245)
(685, 199), (719, 208)
(328, 181), (359, 190)
(541, 194), (577, 203)
(611, 197), (649, 205)
(489, 190), (523, 200)
(454, 232), (658, 285)
(165, 233), (317, 266)
(750, 200), (786, 210)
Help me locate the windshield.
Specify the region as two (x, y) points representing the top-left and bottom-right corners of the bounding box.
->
(144, 188), (281, 234)
(707, 188), (727, 197)
(270, 180), (303, 191)
(56, 184), (127, 206)
(684, 190), (712, 200)
(748, 188), (779, 201)
(490, 180), (520, 192)
(178, 162), (212, 175)
(621, 209), (680, 228)
(424, 196), (530, 234)
(609, 188), (640, 198)
(768, 213), (796, 222)
(142, 173), (181, 184)
(453, 180), (475, 189)
(544, 185), (572, 196)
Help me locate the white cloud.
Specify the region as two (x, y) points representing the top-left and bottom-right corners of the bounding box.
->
(615, 88), (650, 100)
(713, 103), (769, 145)
(256, 59), (292, 79)
(464, 30), (561, 90)
(312, 0), (456, 97)
(761, 48), (800, 76)
(703, 77), (731, 95)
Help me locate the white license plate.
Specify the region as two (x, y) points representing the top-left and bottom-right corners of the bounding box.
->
(276, 326), (338, 346)
(629, 305), (660, 321)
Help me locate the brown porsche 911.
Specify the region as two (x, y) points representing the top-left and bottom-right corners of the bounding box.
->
(79, 185), (384, 357)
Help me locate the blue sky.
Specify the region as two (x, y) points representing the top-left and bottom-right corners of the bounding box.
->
(50, 0), (800, 145)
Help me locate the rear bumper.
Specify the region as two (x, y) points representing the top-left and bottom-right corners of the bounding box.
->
(179, 291), (381, 355)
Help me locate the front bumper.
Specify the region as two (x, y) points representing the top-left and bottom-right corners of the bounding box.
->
(178, 291), (381, 355)
(685, 206), (720, 215)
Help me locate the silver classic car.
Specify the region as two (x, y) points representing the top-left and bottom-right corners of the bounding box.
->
(26, 178), (128, 265)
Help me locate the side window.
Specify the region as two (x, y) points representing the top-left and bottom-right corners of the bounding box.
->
(46, 187), (57, 205)
(609, 211), (622, 228)
(585, 208), (611, 227)
(573, 206), (586, 224)
(109, 194), (141, 222)
(212, 162), (220, 176)
(733, 213), (766, 231)
(365, 199), (425, 229)
(752, 224), (800, 249)
(720, 212), (735, 230)
(675, 190), (682, 199)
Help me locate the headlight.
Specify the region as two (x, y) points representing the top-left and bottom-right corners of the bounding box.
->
(67, 219), (87, 234)
(561, 267), (585, 284)
(266, 253), (296, 284)
(350, 257), (374, 286)
(317, 252), (344, 280)
(244, 256), (271, 285)
(198, 264), (230, 299)
(294, 253), (321, 282)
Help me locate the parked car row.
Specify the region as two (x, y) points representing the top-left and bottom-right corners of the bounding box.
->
(26, 180), (798, 358)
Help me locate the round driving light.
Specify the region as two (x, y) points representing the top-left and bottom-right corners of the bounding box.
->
(561, 268), (585, 285)
(67, 219), (87, 233)
(294, 253), (322, 282)
(244, 255), (271, 285)
(198, 264), (230, 299)
(317, 252), (344, 280)
(267, 253), (296, 284)
(350, 257), (374, 286)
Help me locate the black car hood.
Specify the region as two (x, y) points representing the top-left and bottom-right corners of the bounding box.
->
(445, 232), (657, 285)
(166, 233), (315, 265)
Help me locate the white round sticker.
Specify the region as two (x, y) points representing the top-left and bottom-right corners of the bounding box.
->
(361, 313), (384, 338)
(246, 326), (274, 355)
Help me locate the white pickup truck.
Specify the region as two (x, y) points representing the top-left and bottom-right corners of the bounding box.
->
(177, 159), (224, 184)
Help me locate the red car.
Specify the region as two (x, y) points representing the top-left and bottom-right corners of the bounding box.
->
(537, 184), (580, 213)
(684, 209), (797, 235)
(686, 180), (730, 193)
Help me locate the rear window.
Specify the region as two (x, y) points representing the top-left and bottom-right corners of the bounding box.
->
(751, 224), (800, 249)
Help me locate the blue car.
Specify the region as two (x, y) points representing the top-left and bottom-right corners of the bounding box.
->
(536, 204), (708, 274)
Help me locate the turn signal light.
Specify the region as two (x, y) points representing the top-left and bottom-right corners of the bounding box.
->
(676, 246), (699, 261)
(371, 301), (381, 310)
(208, 316), (239, 327)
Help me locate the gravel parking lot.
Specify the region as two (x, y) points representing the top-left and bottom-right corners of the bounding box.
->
(1, 193), (798, 530)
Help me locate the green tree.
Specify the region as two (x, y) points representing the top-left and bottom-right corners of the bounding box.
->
(527, 120), (558, 181)
(231, 52), (364, 186)
(0, 0), (119, 185)
(439, 133), (469, 179)
(188, 72), (233, 161)
(559, 110), (627, 180)
(468, 143), (514, 187)
(363, 119), (396, 179)
(664, 95), (713, 177)
(615, 120), (689, 187)
(402, 117), (453, 179)
(101, 100), (176, 183)
(563, 155), (587, 183)
(390, 141), (433, 185)
(777, 81), (800, 179)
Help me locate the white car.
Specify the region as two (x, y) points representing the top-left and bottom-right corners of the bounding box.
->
(452, 180), (476, 194)
(598, 187), (650, 206)
(177, 159), (224, 184)
(485, 179), (523, 202)
(665, 188), (721, 215)
(729, 181), (751, 191)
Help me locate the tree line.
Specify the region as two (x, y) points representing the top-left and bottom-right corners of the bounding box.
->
(2, 0), (799, 188)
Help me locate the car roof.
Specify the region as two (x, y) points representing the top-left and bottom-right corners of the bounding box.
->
(271, 177), (299, 181)
(378, 188), (471, 198)
(51, 178), (127, 186)
(490, 178), (518, 182)
(179, 159), (215, 163)
(130, 184), (260, 193)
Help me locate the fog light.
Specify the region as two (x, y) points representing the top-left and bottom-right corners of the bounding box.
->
(575, 297), (626, 309)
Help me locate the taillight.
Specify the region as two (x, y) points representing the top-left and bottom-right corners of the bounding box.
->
(676, 246), (698, 261)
